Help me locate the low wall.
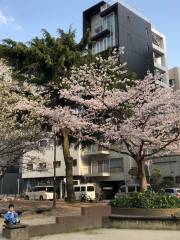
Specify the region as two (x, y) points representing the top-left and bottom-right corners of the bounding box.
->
(29, 215), (102, 238)
(2, 227), (29, 240)
(103, 215), (180, 230)
(81, 205), (111, 217)
(111, 207), (180, 216)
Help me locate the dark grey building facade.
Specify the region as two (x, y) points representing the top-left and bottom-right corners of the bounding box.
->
(83, 1), (167, 79)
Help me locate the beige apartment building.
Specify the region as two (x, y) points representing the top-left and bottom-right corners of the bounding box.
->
(150, 155), (180, 188)
(22, 142), (136, 199)
(169, 67), (180, 90)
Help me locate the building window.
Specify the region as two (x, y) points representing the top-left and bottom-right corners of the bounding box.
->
(55, 161), (61, 168)
(176, 176), (180, 183)
(110, 158), (124, 173)
(163, 176), (174, 182)
(27, 163), (33, 171)
(73, 159), (77, 167)
(145, 28), (149, 37)
(127, 15), (131, 23)
(169, 79), (175, 88)
(39, 162), (46, 170)
(92, 12), (115, 54)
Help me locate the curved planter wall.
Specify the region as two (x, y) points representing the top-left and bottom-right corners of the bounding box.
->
(111, 207), (180, 216)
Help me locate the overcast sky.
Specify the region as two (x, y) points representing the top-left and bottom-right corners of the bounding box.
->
(0, 0), (179, 68)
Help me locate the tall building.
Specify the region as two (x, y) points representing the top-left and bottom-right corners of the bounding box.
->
(169, 67), (180, 90)
(83, 0), (168, 83)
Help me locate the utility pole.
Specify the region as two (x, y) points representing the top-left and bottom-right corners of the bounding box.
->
(17, 178), (20, 195)
(53, 132), (57, 208)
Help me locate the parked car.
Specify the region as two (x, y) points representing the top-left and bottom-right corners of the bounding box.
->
(114, 184), (151, 198)
(25, 186), (54, 200)
(164, 188), (180, 199)
(72, 183), (96, 201)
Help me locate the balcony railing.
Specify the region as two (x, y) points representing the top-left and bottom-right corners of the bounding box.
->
(81, 163), (110, 177)
(83, 145), (110, 157)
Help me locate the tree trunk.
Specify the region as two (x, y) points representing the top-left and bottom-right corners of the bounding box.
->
(137, 160), (147, 192)
(62, 129), (75, 202)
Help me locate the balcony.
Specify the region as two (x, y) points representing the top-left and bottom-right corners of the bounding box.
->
(154, 62), (167, 73)
(83, 145), (110, 158)
(152, 32), (165, 55)
(91, 25), (110, 41)
(152, 43), (165, 55)
(81, 164), (110, 177)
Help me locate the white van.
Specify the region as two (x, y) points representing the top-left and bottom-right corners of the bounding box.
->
(72, 184), (96, 201)
(114, 184), (151, 198)
(25, 186), (54, 201)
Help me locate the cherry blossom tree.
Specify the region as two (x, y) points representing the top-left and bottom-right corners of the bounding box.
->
(16, 48), (180, 195)
(0, 59), (44, 172)
(16, 48), (131, 202)
(60, 52), (180, 192)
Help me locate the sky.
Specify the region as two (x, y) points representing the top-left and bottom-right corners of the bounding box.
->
(0, 0), (179, 68)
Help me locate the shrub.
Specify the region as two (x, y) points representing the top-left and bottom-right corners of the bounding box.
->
(111, 191), (180, 209)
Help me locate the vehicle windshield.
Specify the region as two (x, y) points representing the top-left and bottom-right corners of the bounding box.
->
(87, 186), (94, 192)
(165, 189), (174, 193)
(34, 187), (53, 192)
(46, 187), (54, 192)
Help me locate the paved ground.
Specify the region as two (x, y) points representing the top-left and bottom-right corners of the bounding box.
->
(31, 229), (180, 240)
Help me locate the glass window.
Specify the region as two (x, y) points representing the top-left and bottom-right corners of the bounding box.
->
(81, 186), (86, 191)
(103, 160), (110, 172)
(74, 187), (80, 192)
(47, 187), (53, 192)
(177, 189), (180, 193)
(73, 159), (77, 167)
(163, 177), (174, 182)
(110, 158), (124, 172)
(137, 186), (140, 192)
(169, 79), (175, 87)
(127, 15), (131, 23)
(120, 186), (126, 193)
(27, 163), (33, 171)
(128, 186), (135, 192)
(35, 187), (45, 192)
(165, 189), (174, 193)
(55, 161), (61, 168)
(176, 176), (180, 183)
(92, 13), (115, 55)
(73, 180), (79, 185)
(39, 163), (46, 169)
(87, 186), (94, 192)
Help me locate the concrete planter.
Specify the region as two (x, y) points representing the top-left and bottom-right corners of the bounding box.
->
(111, 207), (180, 216)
